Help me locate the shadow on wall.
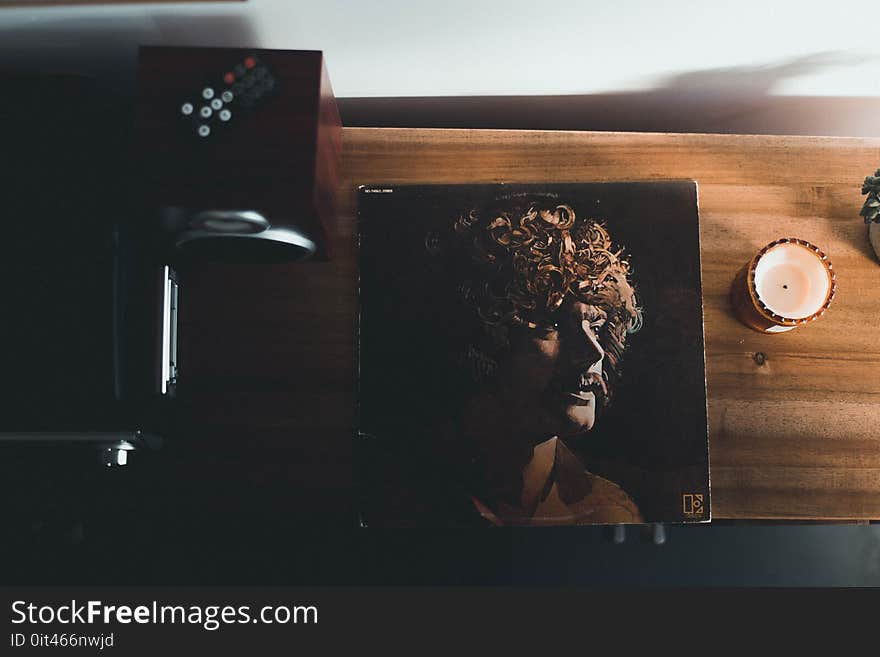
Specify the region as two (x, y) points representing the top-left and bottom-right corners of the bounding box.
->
(2, 25), (878, 136)
(340, 51), (880, 137)
(0, 13), (258, 96)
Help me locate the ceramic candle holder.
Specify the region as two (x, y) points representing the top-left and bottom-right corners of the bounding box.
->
(730, 238), (836, 333)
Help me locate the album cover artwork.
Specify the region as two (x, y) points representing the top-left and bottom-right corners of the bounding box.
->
(357, 183), (710, 526)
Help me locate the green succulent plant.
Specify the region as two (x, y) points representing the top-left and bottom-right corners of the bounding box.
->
(861, 168), (880, 223)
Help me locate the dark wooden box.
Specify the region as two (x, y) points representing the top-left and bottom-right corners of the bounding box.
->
(134, 46), (341, 260)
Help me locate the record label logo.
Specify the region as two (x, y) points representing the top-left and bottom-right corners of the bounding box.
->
(682, 494), (705, 516)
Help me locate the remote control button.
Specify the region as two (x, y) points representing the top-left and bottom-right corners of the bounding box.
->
(211, 98), (223, 110)
(223, 72), (235, 85)
(219, 109), (232, 122)
(197, 125), (210, 137)
(200, 106), (212, 118)
(221, 90), (234, 103)
(245, 56), (257, 69)
(234, 64), (245, 77)
(181, 102), (194, 116)
(202, 87), (215, 100)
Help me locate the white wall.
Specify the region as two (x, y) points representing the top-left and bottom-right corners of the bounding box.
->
(0, 0), (877, 98)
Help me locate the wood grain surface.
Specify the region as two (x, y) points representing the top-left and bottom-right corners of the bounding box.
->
(337, 128), (880, 520)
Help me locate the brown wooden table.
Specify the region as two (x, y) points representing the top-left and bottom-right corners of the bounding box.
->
(341, 128), (880, 521)
(181, 128), (880, 523)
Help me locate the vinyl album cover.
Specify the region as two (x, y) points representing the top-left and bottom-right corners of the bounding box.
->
(357, 183), (709, 526)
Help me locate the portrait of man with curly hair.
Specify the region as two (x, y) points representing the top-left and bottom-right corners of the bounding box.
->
(429, 196), (644, 524)
(359, 184), (709, 527)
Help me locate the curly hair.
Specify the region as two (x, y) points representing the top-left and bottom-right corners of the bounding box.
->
(431, 195), (642, 402)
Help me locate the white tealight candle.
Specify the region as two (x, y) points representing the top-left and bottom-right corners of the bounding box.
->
(730, 238), (836, 334)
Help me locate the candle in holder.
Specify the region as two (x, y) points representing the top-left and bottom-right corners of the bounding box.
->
(730, 238), (836, 333)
